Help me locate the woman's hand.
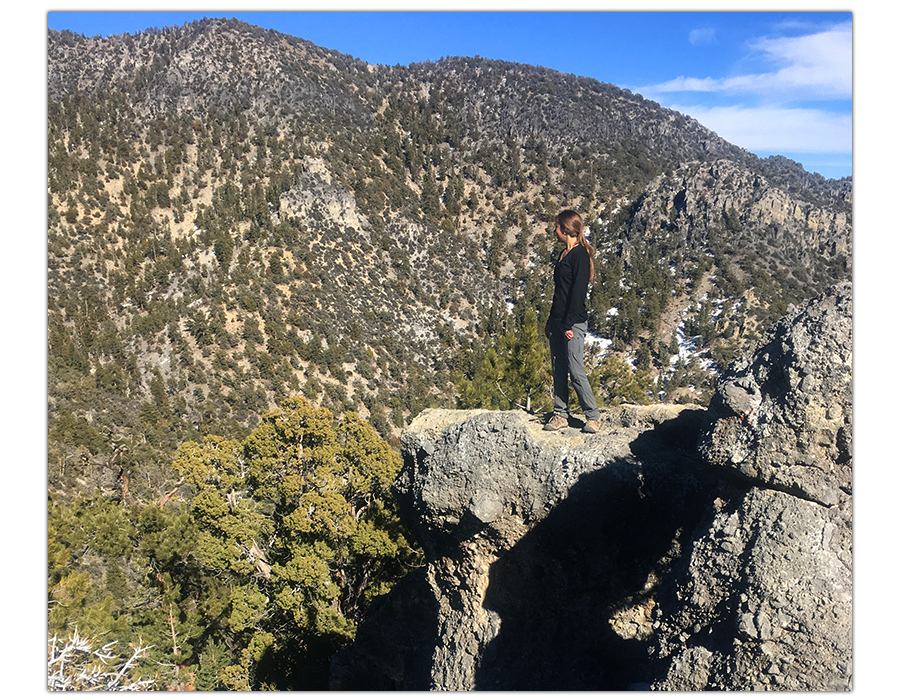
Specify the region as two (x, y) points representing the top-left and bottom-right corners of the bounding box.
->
(565, 329), (574, 340)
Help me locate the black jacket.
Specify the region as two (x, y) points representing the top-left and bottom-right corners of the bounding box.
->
(548, 244), (591, 331)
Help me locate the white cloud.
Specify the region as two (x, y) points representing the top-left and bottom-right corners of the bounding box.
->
(639, 21), (852, 100)
(689, 27), (717, 45)
(669, 103), (852, 154)
(747, 22), (852, 97)
(632, 21), (852, 165)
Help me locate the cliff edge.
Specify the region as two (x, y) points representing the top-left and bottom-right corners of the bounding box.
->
(330, 281), (852, 691)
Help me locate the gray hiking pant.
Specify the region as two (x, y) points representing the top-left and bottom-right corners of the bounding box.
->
(548, 321), (601, 421)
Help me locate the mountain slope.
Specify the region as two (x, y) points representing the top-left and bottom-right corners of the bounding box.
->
(47, 18), (851, 503)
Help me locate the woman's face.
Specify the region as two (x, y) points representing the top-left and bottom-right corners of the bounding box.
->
(555, 223), (566, 244)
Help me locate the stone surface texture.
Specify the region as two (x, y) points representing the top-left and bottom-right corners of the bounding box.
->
(330, 282), (852, 691)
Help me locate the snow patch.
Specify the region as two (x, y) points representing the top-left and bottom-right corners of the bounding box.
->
(585, 332), (612, 352)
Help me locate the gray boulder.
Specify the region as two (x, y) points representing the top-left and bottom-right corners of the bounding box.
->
(332, 404), (715, 690)
(648, 486), (851, 691)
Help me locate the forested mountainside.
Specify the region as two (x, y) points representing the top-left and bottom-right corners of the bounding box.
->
(46, 18), (851, 690)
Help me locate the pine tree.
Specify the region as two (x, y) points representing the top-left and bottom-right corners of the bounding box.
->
(592, 355), (655, 406)
(457, 309), (552, 413)
(498, 309), (552, 412)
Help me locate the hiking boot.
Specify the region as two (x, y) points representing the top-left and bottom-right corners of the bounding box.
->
(582, 419), (600, 434)
(543, 414), (568, 431)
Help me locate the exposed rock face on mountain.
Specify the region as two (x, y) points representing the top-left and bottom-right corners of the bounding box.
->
(654, 280), (853, 691)
(329, 282), (852, 691)
(629, 159), (851, 259)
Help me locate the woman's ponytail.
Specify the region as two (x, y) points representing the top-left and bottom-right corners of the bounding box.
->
(556, 209), (595, 282)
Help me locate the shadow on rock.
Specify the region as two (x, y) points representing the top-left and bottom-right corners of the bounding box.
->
(329, 566), (441, 690)
(475, 411), (717, 690)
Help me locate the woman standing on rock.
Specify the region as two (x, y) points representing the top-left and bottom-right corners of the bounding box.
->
(543, 210), (601, 434)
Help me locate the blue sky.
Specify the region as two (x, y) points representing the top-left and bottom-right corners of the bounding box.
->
(46, 7), (853, 180)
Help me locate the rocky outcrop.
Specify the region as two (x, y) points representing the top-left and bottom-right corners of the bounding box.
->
(698, 281), (852, 507)
(628, 159), (852, 259)
(329, 282), (852, 691)
(647, 484), (851, 691)
(331, 404), (717, 690)
(279, 158), (370, 233)
(652, 280), (852, 690)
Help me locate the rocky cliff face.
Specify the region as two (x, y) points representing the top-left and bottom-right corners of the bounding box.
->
(626, 159), (852, 264)
(329, 280), (852, 691)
